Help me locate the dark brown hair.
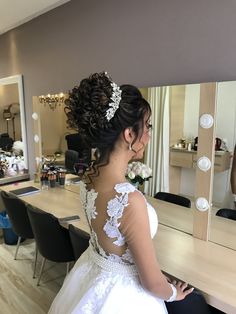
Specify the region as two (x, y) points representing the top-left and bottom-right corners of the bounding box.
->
(64, 72), (151, 169)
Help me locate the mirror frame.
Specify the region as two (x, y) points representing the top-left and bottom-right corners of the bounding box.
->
(0, 74), (28, 169)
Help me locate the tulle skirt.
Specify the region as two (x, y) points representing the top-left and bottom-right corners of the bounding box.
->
(48, 246), (167, 314)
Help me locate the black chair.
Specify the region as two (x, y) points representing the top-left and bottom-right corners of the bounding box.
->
(65, 133), (91, 164)
(0, 191), (38, 277)
(0, 133), (14, 151)
(65, 149), (80, 174)
(27, 205), (75, 285)
(216, 208), (236, 221)
(65, 133), (84, 153)
(68, 224), (90, 260)
(154, 192), (191, 208)
(165, 290), (211, 314)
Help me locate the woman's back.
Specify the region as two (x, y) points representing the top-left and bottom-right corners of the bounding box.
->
(80, 180), (158, 266)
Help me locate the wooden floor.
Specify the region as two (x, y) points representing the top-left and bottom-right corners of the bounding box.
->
(0, 233), (67, 314)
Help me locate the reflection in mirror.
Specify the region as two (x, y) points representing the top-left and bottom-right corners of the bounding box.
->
(139, 84), (200, 235)
(210, 81), (236, 251)
(33, 96), (68, 155)
(0, 75), (28, 180)
(33, 94), (94, 175)
(32, 95), (74, 169)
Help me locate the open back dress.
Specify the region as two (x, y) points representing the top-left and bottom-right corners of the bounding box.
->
(48, 181), (168, 314)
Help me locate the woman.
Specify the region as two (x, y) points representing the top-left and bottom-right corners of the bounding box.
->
(49, 72), (193, 313)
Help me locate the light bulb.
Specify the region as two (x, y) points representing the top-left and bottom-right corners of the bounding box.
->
(197, 156), (211, 172)
(195, 197), (209, 211)
(199, 114), (214, 129)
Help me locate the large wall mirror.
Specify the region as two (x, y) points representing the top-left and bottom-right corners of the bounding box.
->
(139, 83), (201, 236)
(139, 81), (235, 252)
(0, 75), (28, 174)
(31, 81), (236, 251)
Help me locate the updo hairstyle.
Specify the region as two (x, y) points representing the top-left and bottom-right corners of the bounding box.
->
(64, 72), (151, 167)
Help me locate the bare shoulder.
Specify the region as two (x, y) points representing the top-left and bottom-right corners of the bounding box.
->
(122, 190), (149, 222)
(127, 190), (147, 208)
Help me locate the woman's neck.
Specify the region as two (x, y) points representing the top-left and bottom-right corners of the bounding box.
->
(91, 149), (130, 188)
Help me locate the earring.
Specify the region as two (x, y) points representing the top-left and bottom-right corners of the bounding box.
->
(129, 143), (132, 151)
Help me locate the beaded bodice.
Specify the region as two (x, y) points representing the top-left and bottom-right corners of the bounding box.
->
(79, 181), (158, 265)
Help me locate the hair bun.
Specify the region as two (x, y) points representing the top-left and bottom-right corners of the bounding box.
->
(65, 72), (114, 145)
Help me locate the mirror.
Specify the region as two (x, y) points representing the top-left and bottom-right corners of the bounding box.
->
(0, 75), (28, 173)
(31, 81), (236, 251)
(139, 84), (201, 235)
(210, 80), (236, 251)
(32, 95), (70, 168)
(140, 81), (236, 250)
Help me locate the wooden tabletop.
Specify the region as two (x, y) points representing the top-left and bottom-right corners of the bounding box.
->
(146, 195), (236, 251)
(155, 224), (236, 314)
(0, 179), (90, 234)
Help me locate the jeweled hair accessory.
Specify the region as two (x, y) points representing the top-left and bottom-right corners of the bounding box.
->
(105, 81), (122, 121)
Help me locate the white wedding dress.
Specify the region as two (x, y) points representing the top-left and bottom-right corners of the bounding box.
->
(48, 182), (168, 314)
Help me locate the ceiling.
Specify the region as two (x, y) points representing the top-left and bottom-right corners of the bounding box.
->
(0, 0), (70, 35)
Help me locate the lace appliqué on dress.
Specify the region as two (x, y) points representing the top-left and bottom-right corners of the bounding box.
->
(80, 181), (136, 265)
(103, 183), (136, 263)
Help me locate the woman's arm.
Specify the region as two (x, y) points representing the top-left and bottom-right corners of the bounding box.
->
(120, 191), (193, 301)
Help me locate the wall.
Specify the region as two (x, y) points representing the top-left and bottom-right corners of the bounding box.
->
(1, 0), (236, 173)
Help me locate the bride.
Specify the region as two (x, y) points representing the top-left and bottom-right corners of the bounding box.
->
(48, 72), (193, 313)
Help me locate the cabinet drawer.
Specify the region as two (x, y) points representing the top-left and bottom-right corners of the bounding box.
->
(170, 151), (193, 168)
(214, 153), (231, 172)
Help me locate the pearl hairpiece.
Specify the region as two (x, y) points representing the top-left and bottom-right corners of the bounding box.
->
(105, 81), (122, 121)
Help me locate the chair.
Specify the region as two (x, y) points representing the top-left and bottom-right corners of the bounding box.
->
(216, 208), (236, 221)
(65, 149), (80, 174)
(154, 192), (191, 208)
(165, 290), (211, 314)
(27, 205), (75, 285)
(68, 224), (90, 260)
(0, 191), (38, 277)
(65, 133), (91, 164)
(65, 133), (84, 153)
(0, 133), (14, 151)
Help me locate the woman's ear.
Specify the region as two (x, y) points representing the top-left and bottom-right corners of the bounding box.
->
(123, 127), (134, 143)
